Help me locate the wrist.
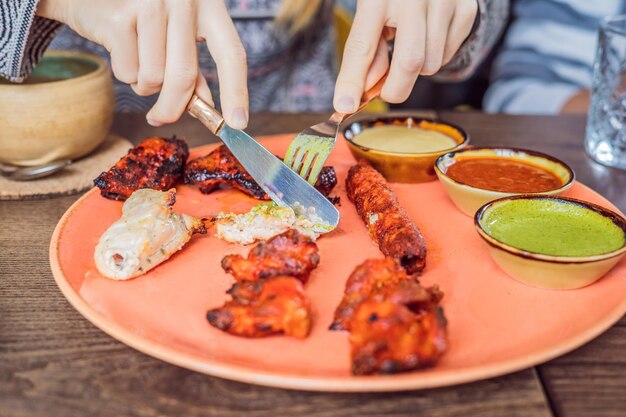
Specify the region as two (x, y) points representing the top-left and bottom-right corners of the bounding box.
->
(36, 0), (71, 23)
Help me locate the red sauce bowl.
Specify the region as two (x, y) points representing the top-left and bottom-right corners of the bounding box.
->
(435, 147), (575, 216)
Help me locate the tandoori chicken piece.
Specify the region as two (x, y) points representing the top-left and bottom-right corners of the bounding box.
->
(346, 160), (427, 274)
(185, 145), (337, 200)
(221, 229), (320, 283)
(207, 276), (312, 338)
(350, 300), (448, 375)
(94, 189), (206, 280)
(94, 136), (189, 200)
(330, 258), (442, 331)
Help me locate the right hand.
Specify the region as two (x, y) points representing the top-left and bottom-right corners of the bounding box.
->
(334, 0), (478, 112)
(37, 0), (249, 129)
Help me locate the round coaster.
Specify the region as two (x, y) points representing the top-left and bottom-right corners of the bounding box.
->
(0, 134), (132, 200)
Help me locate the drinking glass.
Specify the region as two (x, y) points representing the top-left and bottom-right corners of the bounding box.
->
(586, 15), (626, 170)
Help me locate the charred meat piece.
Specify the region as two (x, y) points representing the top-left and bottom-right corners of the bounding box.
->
(185, 145), (265, 198)
(207, 276), (312, 338)
(350, 300), (448, 375)
(94, 137), (189, 200)
(346, 160), (427, 274)
(185, 145), (337, 200)
(330, 258), (442, 331)
(221, 229), (320, 283)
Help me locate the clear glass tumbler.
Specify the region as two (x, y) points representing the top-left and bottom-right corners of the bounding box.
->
(586, 15), (626, 170)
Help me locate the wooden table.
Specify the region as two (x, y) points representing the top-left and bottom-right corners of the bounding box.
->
(1, 112), (625, 417)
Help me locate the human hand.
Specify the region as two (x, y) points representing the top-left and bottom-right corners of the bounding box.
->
(37, 0), (249, 128)
(334, 0), (478, 112)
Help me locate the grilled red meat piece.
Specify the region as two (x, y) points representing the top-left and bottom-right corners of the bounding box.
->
(94, 136), (189, 200)
(350, 300), (447, 375)
(330, 258), (442, 331)
(346, 160), (427, 274)
(221, 229), (320, 284)
(207, 276), (312, 338)
(185, 145), (337, 200)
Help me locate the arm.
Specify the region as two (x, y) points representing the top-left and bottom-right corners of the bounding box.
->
(0, 0), (61, 82)
(483, 0), (622, 114)
(435, 0), (509, 81)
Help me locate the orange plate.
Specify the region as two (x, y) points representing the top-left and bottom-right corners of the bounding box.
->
(49, 134), (626, 392)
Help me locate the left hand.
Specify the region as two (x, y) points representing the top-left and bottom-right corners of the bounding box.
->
(334, 0), (478, 112)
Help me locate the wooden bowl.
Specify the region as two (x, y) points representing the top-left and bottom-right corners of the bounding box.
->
(0, 51), (114, 166)
(342, 115), (469, 183)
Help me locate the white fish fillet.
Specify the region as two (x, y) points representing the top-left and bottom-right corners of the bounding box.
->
(94, 189), (204, 280)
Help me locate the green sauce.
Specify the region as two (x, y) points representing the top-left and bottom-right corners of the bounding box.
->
(0, 56), (98, 85)
(481, 199), (626, 257)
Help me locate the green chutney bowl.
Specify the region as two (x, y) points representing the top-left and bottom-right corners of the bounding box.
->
(475, 196), (626, 290)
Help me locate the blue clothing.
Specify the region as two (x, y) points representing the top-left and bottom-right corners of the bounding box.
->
(485, 0), (626, 114)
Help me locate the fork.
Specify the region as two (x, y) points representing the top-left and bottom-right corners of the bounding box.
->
(284, 74), (388, 185)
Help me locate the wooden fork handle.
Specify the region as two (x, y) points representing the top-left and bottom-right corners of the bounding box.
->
(187, 95), (225, 135)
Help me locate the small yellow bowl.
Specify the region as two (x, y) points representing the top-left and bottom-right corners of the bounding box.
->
(475, 196), (626, 290)
(435, 147), (575, 216)
(343, 115), (469, 183)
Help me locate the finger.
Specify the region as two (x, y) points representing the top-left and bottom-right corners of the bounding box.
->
(364, 37), (390, 90)
(200, 1), (248, 129)
(108, 20), (139, 85)
(147, 0), (198, 126)
(421, 0), (454, 76)
(442, 0), (478, 65)
(382, 1), (426, 103)
(131, 0), (167, 96)
(333, 0), (386, 112)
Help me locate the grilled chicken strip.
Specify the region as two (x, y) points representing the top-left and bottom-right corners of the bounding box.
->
(346, 160), (427, 274)
(94, 136), (189, 200)
(94, 189), (205, 280)
(330, 258), (442, 331)
(185, 145), (337, 200)
(221, 229), (320, 283)
(350, 300), (448, 375)
(207, 276), (312, 338)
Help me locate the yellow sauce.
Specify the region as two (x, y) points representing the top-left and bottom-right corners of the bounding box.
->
(353, 125), (458, 153)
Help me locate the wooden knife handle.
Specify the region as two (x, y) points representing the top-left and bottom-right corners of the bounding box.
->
(187, 95), (225, 135)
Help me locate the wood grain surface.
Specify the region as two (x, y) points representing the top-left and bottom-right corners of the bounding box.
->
(1, 112), (624, 417)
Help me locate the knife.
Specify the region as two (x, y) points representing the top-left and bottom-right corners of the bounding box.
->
(187, 95), (340, 228)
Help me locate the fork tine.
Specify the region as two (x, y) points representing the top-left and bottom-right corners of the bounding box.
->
(307, 153), (328, 185)
(299, 152), (319, 184)
(284, 141), (300, 168)
(290, 148), (308, 172)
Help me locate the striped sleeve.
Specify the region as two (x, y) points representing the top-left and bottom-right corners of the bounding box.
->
(0, 0), (61, 82)
(484, 0), (624, 114)
(435, 0), (510, 82)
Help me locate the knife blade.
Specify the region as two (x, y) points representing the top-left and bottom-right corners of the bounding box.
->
(187, 95), (340, 228)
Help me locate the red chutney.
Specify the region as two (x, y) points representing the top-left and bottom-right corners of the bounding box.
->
(446, 156), (564, 193)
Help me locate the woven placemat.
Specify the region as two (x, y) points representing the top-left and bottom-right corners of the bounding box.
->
(0, 134), (132, 200)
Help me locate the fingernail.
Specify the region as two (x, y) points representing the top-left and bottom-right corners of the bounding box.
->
(336, 95), (356, 113)
(147, 118), (163, 127)
(231, 107), (248, 129)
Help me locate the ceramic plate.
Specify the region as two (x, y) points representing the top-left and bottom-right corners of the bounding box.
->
(49, 134), (626, 392)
